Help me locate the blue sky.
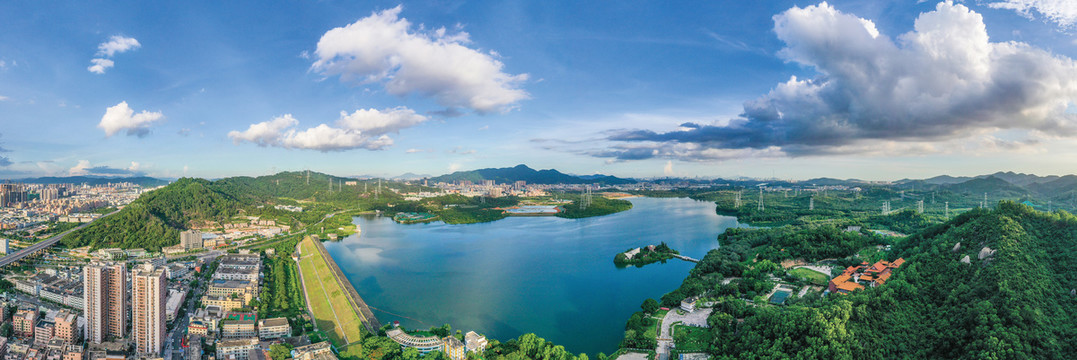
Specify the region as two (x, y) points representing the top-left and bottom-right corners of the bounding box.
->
(2, 0), (1077, 180)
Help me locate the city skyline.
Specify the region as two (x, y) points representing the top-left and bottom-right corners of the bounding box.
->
(3, 1), (1077, 181)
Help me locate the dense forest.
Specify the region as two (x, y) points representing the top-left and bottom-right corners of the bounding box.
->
(650, 202), (1077, 359)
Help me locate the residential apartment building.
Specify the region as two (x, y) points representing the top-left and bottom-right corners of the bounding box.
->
(465, 331), (488, 354)
(180, 230), (203, 250)
(206, 280), (257, 304)
(200, 295), (245, 311)
(291, 342), (336, 360)
(132, 264), (166, 356)
(84, 262), (127, 343)
(53, 310), (79, 343)
(216, 338), (259, 360)
(257, 318), (291, 340)
(14, 308), (39, 338)
(443, 337), (465, 360)
(221, 320), (256, 339)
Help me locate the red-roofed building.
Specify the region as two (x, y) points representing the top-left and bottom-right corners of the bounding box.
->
(828, 258), (906, 294)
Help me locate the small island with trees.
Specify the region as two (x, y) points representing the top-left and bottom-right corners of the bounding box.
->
(614, 242), (679, 267)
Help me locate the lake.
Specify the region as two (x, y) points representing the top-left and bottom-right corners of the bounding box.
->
(324, 197), (743, 355)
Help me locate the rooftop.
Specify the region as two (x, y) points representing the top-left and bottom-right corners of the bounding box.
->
(259, 318), (289, 328)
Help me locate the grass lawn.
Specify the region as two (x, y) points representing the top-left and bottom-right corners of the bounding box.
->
(672, 325), (711, 352)
(643, 317), (660, 339)
(789, 267), (829, 286)
(298, 237), (366, 356)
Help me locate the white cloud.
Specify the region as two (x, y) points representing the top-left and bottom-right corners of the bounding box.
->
(89, 36), (140, 74)
(336, 107), (427, 135)
(312, 6), (529, 113)
(87, 58), (114, 74)
(97, 36), (141, 57)
(229, 108), (422, 151)
(0, 95), (9, 101)
(280, 124), (392, 151)
(127, 161), (141, 172)
(68, 160), (91, 176)
(228, 114), (299, 147)
(663, 161), (674, 176)
(98, 101), (165, 137)
(604, 1), (1077, 161)
(989, 0), (1077, 29)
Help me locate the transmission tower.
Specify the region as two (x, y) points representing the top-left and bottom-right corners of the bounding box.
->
(809, 196), (814, 210)
(945, 202), (950, 217)
(917, 200), (924, 214)
(1048, 200), (1052, 212)
(882, 201), (891, 215)
(734, 191), (742, 208)
(306, 170), (310, 185)
(580, 186), (593, 210)
(757, 187), (764, 211)
(983, 193), (988, 208)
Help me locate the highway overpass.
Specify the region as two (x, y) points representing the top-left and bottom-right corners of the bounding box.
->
(0, 209), (119, 268)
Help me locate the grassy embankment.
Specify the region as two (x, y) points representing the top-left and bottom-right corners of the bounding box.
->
(297, 237), (365, 359)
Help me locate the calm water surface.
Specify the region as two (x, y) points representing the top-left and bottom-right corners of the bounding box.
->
(324, 197), (742, 355)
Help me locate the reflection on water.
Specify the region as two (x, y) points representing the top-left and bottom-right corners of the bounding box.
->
(324, 197), (743, 355)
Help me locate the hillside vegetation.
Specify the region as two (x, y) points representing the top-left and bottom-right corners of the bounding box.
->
(61, 173), (413, 251)
(662, 202), (1077, 359)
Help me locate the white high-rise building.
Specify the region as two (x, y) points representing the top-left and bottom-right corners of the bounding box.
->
(133, 263), (167, 356)
(0, 238), (8, 254)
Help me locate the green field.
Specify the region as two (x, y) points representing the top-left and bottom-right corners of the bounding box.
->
(672, 325), (711, 352)
(298, 237), (365, 353)
(788, 267), (829, 286)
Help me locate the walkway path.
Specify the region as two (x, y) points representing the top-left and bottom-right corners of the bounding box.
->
(655, 308), (712, 360)
(672, 254), (699, 263)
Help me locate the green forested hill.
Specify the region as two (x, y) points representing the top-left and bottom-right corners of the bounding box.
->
(696, 202), (1077, 359)
(61, 178), (246, 251)
(60, 172), (417, 251)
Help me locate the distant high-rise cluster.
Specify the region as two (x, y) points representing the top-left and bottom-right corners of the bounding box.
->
(0, 182), (28, 207)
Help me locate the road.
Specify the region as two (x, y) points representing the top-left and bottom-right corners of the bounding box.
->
(164, 269), (209, 360)
(0, 209), (120, 268)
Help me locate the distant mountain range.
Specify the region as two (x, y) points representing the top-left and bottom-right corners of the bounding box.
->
(428, 164), (635, 185)
(11, 175), (170, 187)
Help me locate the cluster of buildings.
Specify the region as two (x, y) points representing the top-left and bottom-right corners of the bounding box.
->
(827, 258), (906, 294)
(0, 259), (176, 360)
(184, 253), (297, 360)
(385, 327), (487, 360)
(0, 306), (84, 360)
(12, 269), (85, 309)
(403, 180), (548, 199)
(0, 182), (144, 230)
(162, 221), (289, 255)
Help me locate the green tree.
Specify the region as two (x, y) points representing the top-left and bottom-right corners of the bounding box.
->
(269, 344), (293, 360)
(0, 322), (12, 337)
(641, 298), (660, 315)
